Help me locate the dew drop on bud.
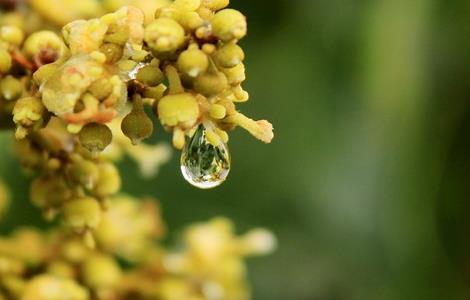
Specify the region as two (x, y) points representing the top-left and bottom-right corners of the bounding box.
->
(180, 125), (230, 189)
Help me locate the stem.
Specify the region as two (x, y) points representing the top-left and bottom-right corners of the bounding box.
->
(165, 65), (184, 95)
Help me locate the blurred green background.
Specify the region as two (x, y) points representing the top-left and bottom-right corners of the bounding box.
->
(3, 0), (470, 299)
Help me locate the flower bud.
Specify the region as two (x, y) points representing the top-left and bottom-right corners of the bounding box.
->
(121, 97), (154, 144)
(68, 159), (99, 190)
(209, 103), (226, 119)
(88, 78), (113, 100)
(136, 65), (164, 87)
(99, 43), (123, 64)
(93, 162), (121, 197)
(144, 18), (185, 53)
(82, 254), (122, 289)
(193, 71), (228, 97)
(221, 62), (245, 85)
(12, 96), (44, 124)
(78, 123), (113, 153)
(23, 30), (64, 59)
(157, 93), (199, 128)
(177, 46), (208, 77)
(63, 197), (102, 230)
(211, 9), (247, 42)
(0, 25), (24, 46)
(215, 42), (244, 68)
(0, 76), (22, 101)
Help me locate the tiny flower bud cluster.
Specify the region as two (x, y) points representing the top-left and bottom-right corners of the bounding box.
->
(0, 1), (275, 299)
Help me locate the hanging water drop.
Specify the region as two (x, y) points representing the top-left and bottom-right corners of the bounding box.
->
(180, 125), (230, 189)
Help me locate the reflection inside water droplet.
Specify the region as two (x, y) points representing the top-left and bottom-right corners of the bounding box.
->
(180, 125), (230, 189)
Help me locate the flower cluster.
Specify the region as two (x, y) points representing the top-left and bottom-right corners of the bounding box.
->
(0, 193), (275, 300)
(2, 0), (273, 149)
(0, 0), (275, 299)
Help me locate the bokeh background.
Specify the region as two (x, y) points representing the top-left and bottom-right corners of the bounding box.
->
(2, 0), (470, 299)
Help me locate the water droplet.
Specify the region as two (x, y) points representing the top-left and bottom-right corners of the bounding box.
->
(180, 125), (230, 189)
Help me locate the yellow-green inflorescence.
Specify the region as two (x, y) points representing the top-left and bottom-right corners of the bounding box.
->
(0, 1), (275, 299)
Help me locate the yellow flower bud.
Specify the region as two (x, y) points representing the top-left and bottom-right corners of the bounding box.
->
(221, 62), (245, 85)
(0, 75), (22, 101)
(82, 254), (122, 289)
(23, 30), (64, 59)
(209, 103), (226, 119)
(99, 43), (123, 64)
(136, 64), (164, 87)
(63, 196), (102, 230)
(157, 93), (199, 128)
(211, 9), (247, 42)
(144, 18), (185, 53)
(177, 46), (209, 77)
(193, 71), (228, 97)
(93, 162), (121, 197)
(13, 97), (44, 124)
(0, 25), (24, 46)
(215, 42), (244, 68)
(88, 78), (113, 100)
(68, 159), (99, 190)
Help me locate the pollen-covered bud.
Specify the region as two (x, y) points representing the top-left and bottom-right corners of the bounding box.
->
(63, 196), (102, 230)
(215, 42), (244, 68)
(82, 254), (122, 290)
(0, 75), (22, 101)
(121, 96), (154, 145)
(211, 9), (247, 42)
(136, 64), (164, 87)
(78, 123), (113, 153)
(177, 45), (208, 77)
(202, 0), (229, 11)
(193, 61), (228, 97)
(0, 48), (12, 74)
(0, 25), (24, 46)
(144, 18), (185, 53)
(22, 30), (64, 60)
